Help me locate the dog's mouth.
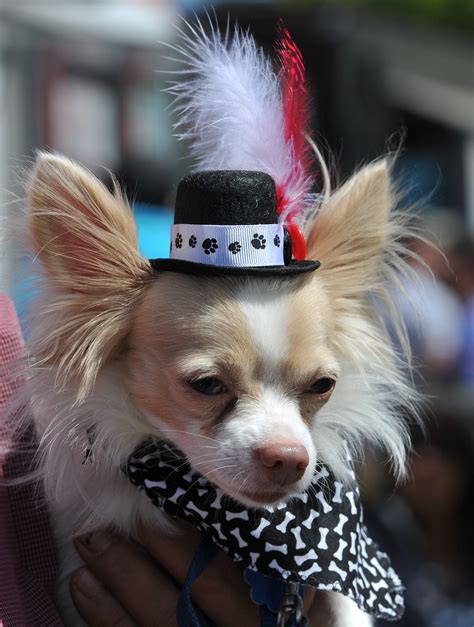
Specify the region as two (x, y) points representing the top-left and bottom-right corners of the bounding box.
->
(213, 478), (296, 507)
(197, 461), (315, 507)
(238, 487), (289, 504)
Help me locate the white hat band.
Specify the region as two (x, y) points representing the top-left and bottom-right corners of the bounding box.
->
(170, 224), (285, 267)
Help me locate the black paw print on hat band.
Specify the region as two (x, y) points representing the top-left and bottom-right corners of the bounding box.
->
(202, 238), (218, 254)
(175, 233), (183, 249)
(189, 235), (197, 248)
(228, 241), (241, 254)
(274, 234), (281, 247)
(251, 234), (266, 249)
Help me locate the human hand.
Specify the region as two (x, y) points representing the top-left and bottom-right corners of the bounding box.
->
(70, 524), (324, 626)
(71, 524), (261, 627)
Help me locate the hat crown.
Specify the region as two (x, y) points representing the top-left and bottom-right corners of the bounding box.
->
(149, 168), (320, 277)
(174, 170), (278, 226)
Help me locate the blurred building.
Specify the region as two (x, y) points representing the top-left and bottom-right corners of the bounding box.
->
(1, 3), (473, 251)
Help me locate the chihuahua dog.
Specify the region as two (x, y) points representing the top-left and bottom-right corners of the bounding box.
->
(17, 148), (418, 626)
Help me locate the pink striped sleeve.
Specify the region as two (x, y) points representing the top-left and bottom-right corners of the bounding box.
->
(0, 293), (62, 627)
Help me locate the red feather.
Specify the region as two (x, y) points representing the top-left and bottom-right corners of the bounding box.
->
(276, 23), (313, 176)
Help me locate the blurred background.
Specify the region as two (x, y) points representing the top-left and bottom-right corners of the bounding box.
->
(0, 0), (473, 625)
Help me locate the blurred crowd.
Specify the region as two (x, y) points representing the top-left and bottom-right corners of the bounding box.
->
(369, 212), (474, 626)
(402, 214), (473, 389)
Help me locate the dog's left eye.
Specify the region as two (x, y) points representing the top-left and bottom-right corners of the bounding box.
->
(306, 377), (336, 395)
(189, 377), (227, 395)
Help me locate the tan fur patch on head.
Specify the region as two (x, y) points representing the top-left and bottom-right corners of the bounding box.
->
(284, 277), (338, 382)
(126, 274), (255, 431)
(282, 278), (339, 423)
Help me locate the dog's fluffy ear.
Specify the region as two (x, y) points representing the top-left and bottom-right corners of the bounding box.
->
(27, 152), (153, 397)
(28, 152), (150, 291)
(306, 161), (393, 299)
(306, 161), (417, 480)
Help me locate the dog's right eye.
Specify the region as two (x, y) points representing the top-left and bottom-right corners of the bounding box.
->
(189, 377), (227, 395)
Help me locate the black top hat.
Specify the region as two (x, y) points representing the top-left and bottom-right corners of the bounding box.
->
(149, 170), (320, 277)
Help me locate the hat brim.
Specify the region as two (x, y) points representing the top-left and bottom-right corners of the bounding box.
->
(149, 258), (320, 277)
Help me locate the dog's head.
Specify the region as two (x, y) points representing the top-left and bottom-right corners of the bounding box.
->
(27, 153), (414, 507)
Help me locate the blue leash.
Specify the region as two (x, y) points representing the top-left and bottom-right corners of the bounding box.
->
(177, 537), (307, 627)
(176, 537), (218, 627)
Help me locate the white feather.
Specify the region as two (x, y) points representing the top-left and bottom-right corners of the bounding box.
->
(166, 18), (316, 224)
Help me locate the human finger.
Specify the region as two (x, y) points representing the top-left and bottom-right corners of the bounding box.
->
(74, 530), (179, 626)
(70, 566), (137, 627)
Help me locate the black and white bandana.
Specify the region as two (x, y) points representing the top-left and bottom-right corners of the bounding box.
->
(125, 439), (404, 621)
